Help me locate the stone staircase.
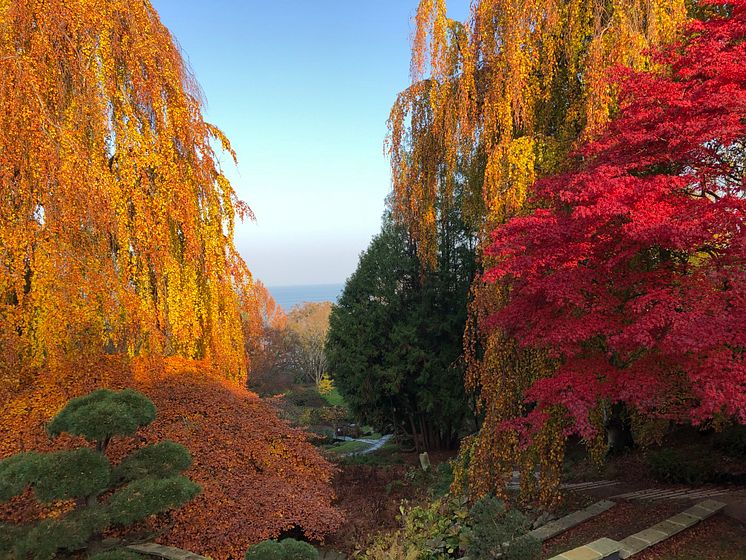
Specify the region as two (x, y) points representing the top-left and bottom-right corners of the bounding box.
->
(123, 499), (727, 560)
(529, 500), (617, 542)
(611, 487), (732, 501)
(546, 499), (726, 560)
(126, 543), (208, 560)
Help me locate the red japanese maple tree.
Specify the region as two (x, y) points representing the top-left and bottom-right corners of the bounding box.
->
(486, 0), (746, 440)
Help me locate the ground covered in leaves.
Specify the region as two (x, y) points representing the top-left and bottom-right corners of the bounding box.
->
(0, 357), (342, 560)
(323, 448), (457, 555)
(544, 503), (746, 560)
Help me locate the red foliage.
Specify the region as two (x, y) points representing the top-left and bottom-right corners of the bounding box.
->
(0, 357), (343, 559)
(485, 0), (746, 439)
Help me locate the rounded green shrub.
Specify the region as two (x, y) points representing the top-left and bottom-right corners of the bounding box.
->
(0, 452), (41, 502)
(246, 540), (286, 559)
(0, 523), (24, 553)
(245, 539), (319, 560)
(714, 425), (746, 458)
(648, 449), (715, 484)
(286, 387), (327, 408)
(465, 496), (541, 560)
(280, 538), (319, 560)
(15, 506), (110, 560)
(108, 476), (201, 526)
(113, 441), (192, 482)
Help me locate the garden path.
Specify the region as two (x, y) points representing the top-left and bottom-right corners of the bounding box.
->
(336, 433), (393, 456)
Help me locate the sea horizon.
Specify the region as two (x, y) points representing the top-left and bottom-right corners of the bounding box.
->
(268, 282), (345, 311)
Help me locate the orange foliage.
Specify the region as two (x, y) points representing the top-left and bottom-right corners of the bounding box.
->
(391, 0), (688, 265)
(0, 0), (254, 383)
(247, 280), (288, 334)
(0, 356), (343, 559)
(0, 2), (342, 555)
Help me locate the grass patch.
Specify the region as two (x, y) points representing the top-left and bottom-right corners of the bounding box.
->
(326, 440), (372, 456)
(358, 428), (382, 440)
(340, 439), (403, 465)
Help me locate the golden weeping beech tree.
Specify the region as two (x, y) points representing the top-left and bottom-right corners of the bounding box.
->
(389, 0), (688, 505)
(0, 0), (255, 383)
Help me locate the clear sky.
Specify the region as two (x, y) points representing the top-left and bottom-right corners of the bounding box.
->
(151, 1), (470, 286)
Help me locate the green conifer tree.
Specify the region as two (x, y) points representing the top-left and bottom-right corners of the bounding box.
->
(327, 211), (476, 451)
(0, 389), (200, 560)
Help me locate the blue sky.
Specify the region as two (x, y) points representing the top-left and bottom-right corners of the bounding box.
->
(151, 1), (470, 286)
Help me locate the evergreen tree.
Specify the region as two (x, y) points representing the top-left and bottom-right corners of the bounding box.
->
(327, 211), (476, 450)
(0, 389), (200, 560)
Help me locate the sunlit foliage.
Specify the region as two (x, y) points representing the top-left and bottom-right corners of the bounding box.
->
(390, 0), (689, 504)
(0, 357), (343, 559)
(287, 302), (332, 387)
(486, 0), (746, 456)
(0, 0), (255, 384)
(391, 0), (687, 261)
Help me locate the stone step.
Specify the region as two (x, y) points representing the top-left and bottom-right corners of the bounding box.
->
(529, 500), (616, 542)
(611, 487), (731, 501)
(548, 537), (621, 560)
(126, 543), (208, 560)
(546, 499), (726, 560)
(563, 481), (621, 491)
(617, 499), (726, 558)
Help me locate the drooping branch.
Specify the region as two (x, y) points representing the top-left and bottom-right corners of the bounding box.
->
(0, 0), (257, 383)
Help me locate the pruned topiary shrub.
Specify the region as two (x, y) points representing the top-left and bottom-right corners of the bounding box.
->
(0, 389), (199, 560)
(245, 538), (319, 560)
(281, 539), (320, 560)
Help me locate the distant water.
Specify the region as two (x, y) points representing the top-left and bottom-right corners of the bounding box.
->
(268, 283), (344, 311)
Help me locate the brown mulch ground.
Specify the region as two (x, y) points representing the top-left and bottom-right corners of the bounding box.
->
(322, 462), (422, 554)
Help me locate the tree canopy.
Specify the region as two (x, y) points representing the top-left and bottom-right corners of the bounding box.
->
(390, 0), (687, 265)
(390, 0), (692, 504)
(287, 302), (333, 387)
(327, 214), (475, 450)
(485, 0), (746, 442)
(0, 0), (255, 384)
